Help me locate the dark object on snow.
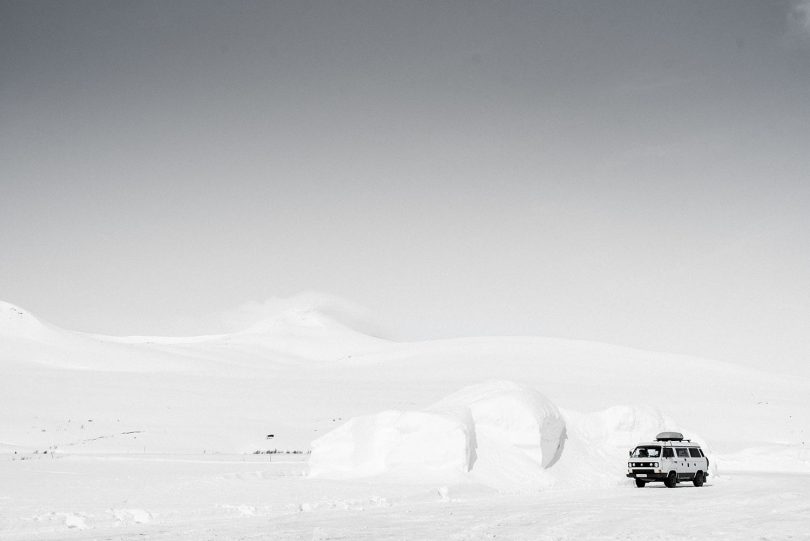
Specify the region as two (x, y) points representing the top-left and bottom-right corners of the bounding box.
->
(266, 434), (274, 439)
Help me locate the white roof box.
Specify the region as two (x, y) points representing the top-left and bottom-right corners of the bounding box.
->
(655, 432), (684, 441)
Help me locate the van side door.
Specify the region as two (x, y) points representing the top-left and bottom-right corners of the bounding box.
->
(675, 447), (692, 478)
(662, 446), (675, 473)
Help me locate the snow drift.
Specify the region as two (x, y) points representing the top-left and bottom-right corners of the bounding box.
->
(309, 381), (566, 483)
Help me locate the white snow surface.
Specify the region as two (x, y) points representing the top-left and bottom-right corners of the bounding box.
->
(1, 299), (809, 539)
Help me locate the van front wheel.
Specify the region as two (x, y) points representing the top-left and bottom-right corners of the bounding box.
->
(693, 471), (705, 487)
(635, 479), (646, 488)
(664, 472), (677, 488)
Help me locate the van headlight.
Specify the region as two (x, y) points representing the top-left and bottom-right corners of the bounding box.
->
(653, 462), (659, 467)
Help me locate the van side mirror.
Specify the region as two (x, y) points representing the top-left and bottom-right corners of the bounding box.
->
(628, 450), (632, 457)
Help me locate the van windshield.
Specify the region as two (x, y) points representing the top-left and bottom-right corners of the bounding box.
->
(631, 446), (661, 458)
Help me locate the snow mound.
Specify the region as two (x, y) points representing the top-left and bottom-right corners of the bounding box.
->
(231, 306), (387, 362)
(553, 405), (715, 486)
(429, 381), (567, 469)
(309, 381), (566, 484)
(716, 443), (810, 474)
(554, 406), (677, 486)
(224, 292), (383, 338)
(0, 301), (51, 339)
(566, 405), (678, 452)
(308, 410), (471, 477)
(102, 293), (389, 363)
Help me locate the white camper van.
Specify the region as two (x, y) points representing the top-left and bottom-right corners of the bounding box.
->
(626, 432), (709, 488)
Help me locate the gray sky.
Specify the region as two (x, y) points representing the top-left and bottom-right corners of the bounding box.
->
(2, 1), (809, 374)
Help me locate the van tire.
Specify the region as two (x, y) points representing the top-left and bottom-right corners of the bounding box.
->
(693, 471), (705, 487)
(664, 471), (677, 488)
(635, 479), (646, 488)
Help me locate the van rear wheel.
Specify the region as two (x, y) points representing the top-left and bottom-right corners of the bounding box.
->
(693, 471), (705, 487)
(635, 479), (646, 488)
(664, 471), (677, 488)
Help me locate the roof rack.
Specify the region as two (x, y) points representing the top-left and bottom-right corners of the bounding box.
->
(655, 431), (686, 442)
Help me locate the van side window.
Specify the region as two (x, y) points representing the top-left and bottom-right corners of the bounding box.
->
(689, 448), (701, 458)
(676, 448), (689, 458)
(663, 448), (674, 458)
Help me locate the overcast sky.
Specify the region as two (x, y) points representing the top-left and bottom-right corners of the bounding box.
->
(2, 1), (809, 374)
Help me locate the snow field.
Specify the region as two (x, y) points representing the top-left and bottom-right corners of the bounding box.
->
(2, 454), (808, 540)
(2, 299), (810, 538)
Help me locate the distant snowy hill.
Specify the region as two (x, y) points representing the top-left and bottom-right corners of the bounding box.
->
(1, 299), (807, 478)
(0, 300), (60, 339)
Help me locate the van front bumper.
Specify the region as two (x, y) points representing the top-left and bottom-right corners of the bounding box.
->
(627, 471), (668, 481)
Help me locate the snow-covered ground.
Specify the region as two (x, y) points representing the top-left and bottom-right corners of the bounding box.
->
(3, 454), (808, 540)
(2, 299), (809, 539)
